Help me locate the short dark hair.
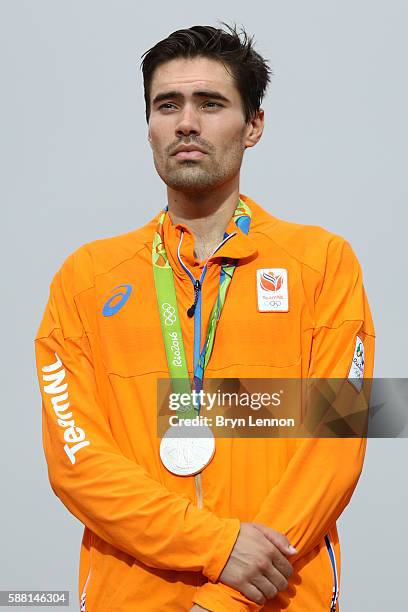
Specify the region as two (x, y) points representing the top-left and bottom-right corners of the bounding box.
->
(140, 23), (272, 124)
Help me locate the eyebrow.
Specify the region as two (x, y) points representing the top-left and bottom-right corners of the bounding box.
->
(152, 90), (230, 106)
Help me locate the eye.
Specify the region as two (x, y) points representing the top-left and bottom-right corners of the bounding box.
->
(158, 102), (177, 111)
(202, 101), (223, 109)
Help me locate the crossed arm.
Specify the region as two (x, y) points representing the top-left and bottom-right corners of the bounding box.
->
(35, 239), (375, 612)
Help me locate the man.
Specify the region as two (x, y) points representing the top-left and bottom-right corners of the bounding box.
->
(35, 24), (375, 611)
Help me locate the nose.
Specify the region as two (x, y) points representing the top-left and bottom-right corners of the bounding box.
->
(175, 104), (201, 138)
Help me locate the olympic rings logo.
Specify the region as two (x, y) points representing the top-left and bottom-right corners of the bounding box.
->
(162, 303), (176, 326)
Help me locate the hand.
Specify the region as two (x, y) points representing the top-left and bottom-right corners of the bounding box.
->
(189, 606), (210, 611)
(218, 522), (296, 606)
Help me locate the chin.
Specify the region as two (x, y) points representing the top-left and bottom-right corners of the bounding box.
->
(162, 170), (219, 193)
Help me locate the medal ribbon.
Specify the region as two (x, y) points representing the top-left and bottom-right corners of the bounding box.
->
(152, 198), (252, 420)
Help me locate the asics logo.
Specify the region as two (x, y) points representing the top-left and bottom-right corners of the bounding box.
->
(162, 303), (176, 326)
(103, 284), (132, 317)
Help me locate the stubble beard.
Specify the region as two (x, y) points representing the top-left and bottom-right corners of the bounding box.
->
(153, 138), (245, 195)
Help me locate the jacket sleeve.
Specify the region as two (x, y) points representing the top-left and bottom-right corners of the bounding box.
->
(193, 237), (375, 611)
(35, 250), (240, 581)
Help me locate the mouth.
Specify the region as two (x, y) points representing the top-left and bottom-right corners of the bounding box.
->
(173, 150), (207, 160)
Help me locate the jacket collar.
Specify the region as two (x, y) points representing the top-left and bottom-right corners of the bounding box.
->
(144, 194), (275, 278)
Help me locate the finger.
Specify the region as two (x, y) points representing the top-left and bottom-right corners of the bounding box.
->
(261, 562), (289, 592)
(253, 522), (296, 555)
(240, 583), (266, 606)
(251, 573), (278, 600)
(259, 540), (293, 578)
(269, 547), (293, 579)
(253, 523), (297, 555)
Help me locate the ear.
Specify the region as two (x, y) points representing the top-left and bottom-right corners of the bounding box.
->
(244, 109), (265, 149)
(147, 131), (152, 147)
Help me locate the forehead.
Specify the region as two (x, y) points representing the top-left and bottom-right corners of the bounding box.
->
(149, 56), (239, 98)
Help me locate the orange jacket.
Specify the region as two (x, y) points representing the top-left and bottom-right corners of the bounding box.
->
(35, 194), (375, 611)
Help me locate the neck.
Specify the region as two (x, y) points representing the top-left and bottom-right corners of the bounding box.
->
(166, 180), (240, 261)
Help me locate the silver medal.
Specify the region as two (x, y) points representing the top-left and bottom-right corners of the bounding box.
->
(160, 423), (215, 476)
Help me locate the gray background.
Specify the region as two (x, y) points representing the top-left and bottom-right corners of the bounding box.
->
(1, 0), (407, 610)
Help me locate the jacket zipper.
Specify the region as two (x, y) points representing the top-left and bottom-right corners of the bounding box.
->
(187, 280), (201, 318)
(194, 473), (203, 509)
(79, 533), (93, 612)
(324, 534), (339, 611)
(176, 229), (236, 510)
(176, 233), (206, 512)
